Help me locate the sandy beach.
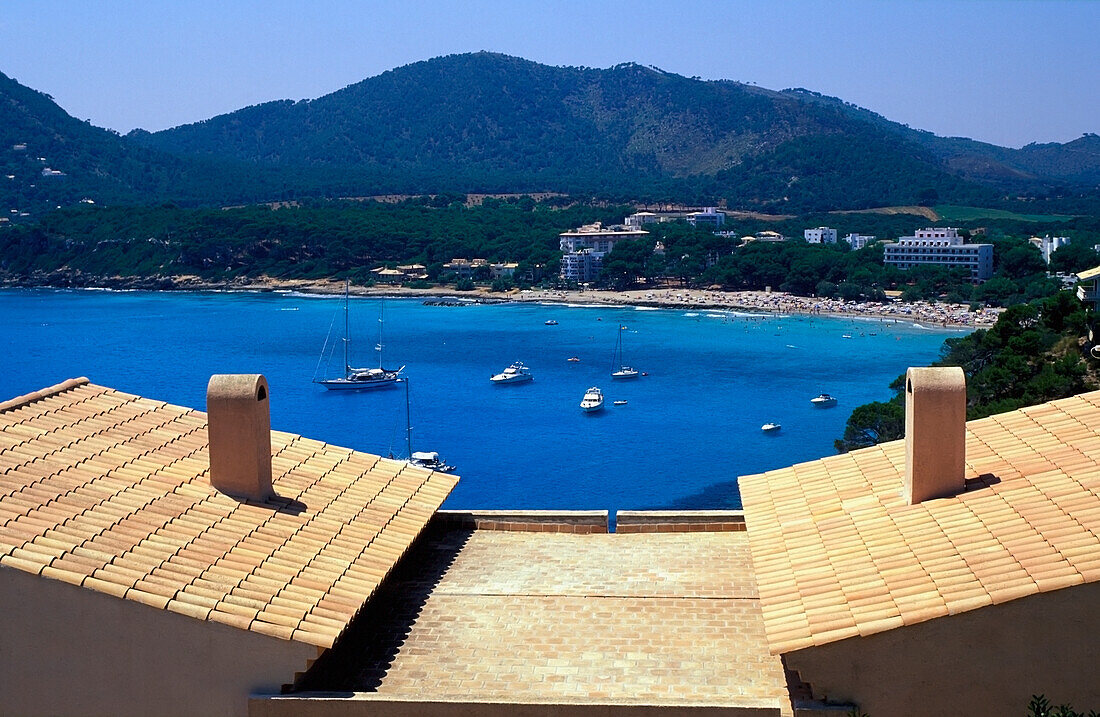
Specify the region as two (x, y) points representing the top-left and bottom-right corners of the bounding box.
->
(228, 277), (1000, 328)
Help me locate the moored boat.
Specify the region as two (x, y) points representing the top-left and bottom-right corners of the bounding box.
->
(490, 362), (534, 384)
(611, 324), (640, 380)
(580, 387), (605, 413)
(315, 280), (403, 390)
(810, 393), (838, 408)
(761, 422), (781, 432)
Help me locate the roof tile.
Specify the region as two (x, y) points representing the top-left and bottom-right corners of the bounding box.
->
(0, 379), (457, 649)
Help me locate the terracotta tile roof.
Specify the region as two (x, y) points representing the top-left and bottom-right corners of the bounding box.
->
(0, 378), (458, 648)
(739, 390), (1100, 655)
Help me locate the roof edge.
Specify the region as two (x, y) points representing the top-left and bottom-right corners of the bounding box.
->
(0, 377), (91, 413)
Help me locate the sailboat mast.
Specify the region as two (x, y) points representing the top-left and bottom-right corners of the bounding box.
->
(343, 279), (350, 372)
(405, 377), (413, 458)
(378, 299), (385, 369)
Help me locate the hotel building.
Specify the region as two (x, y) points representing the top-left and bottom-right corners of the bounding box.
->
(558, 222), (649, 283)
(883, 227), (994, 281)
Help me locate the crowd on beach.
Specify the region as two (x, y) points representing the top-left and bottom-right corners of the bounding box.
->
(515, 288), (1002, 328)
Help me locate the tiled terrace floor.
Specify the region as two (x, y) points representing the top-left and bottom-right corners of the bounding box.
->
(300, 524), (792, 714)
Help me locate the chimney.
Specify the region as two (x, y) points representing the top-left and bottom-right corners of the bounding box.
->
(904, 366), (966, 505)
(207, 374), (274, 501)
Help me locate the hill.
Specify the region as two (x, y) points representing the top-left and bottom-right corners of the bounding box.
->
(3, 54), (1098, 214)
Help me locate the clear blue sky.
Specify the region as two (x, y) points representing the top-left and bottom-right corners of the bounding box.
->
(1, 0), (1096, 148)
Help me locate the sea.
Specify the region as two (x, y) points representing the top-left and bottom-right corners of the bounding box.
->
(0, 288), (968, 513)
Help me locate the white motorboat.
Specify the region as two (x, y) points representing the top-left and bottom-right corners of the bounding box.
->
(761, 422), (782, 432)
(611, 324), (639, 380)
(402, 378), (454, 473)
(315, 280), (403, 390)
(490, 362), (534, 384)
(580, 387), (605, 413)
(409, 451), (454, 473)
(810, 393), (838, 408)
(613, 400), (628, 406)
(545, 319), (559, 325)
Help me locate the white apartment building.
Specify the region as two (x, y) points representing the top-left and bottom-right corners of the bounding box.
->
(883, 227), (994, 282)
(1028, 235), (1071, 264)
(624, 212), (661, 229)
(687, 207), (725, 228)
(804, 227), (837, 244)
(843, 233), (876, 250)
(559, 223), (649, 283)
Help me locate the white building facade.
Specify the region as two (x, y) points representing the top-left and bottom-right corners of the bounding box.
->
(883, 227), (994, 282)
(687, 208), (725, 228)
(1029, 235), (1071, 264)
(843, 233), (876, 250)
(804, 227), (837, 244)
(558, 223), (649, 283)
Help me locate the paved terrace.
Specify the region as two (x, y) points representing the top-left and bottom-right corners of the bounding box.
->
(290, 515), (793, 715)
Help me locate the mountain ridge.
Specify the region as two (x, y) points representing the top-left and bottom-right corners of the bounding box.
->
(3, 53), (1098, 214)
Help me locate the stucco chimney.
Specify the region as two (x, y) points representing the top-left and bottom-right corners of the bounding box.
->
(207, 374), (274, 501)
(904, 366), (966, 505)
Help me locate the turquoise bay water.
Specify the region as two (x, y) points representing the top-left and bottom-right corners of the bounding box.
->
(0, 289), (965, 511)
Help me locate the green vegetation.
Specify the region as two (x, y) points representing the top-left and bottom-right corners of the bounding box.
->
(0, 199), (626, 283)
(933, 205), (1075, 223)
(837, 291), (1097, 452)
(1028, 695), (1099, 717)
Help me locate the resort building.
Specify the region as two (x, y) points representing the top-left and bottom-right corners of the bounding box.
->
(558, 222), (649, 283)
(803, 227), (837, 244)
(686, 207), (726, 228)
(842, 233), (876, 250)
(442, 258), (489, 280)
(1029, 234), (1071, 264)
(753, 230), (787, 242)
(883, 227), (994, 281)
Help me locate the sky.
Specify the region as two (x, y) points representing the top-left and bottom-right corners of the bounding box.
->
(0, 0), (1097, 149)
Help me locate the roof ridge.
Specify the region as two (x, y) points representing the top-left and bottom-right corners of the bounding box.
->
(0, 377), (91, 414)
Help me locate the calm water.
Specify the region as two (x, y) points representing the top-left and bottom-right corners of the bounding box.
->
(0, 289), (965, 512)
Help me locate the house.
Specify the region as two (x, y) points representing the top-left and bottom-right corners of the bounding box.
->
(754, 230), (787, 242)
(738, 367), (1100, 716)
(1076, 265), (1100, 309)
(883, 227), (994, 281)
(0, 376), (456, 717)
(394, 264), (428, 280)
(369, 266), (404, 284)
(803, 227), (837, 244)
(442, 258), (489, 280)
(489, 262), (519, 279)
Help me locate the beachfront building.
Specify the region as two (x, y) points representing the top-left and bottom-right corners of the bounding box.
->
(686, 207), (725, 228)
(3, 370), (1099, 716)
(489, 261), (519, 279)
(883, 227), (994, 281)
(843, 233), (876, 250)
(395, 264), (428, 280)
(803, 227), (837, 244)
(442, 257), (489, 280)
(1029, 235), (1071, 264)
(559, 222), (649, 283)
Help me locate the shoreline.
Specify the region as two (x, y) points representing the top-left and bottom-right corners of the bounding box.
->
(0, 274), (1001, 328)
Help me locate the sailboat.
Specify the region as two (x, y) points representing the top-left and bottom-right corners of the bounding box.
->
(315, 280), (404, 390)
(403, 377), (454, 473)
(611, 324), (639, 380)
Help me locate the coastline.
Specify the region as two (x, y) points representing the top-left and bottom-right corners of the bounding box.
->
(0, 273), (1000, 328)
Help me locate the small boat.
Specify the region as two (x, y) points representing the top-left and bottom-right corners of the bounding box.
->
(842, 334), (853, 339)
(761, 422), (781, 433)
(315, 280), (403, 390)
(580, 387), (605, 413)
(490, 362), (533, 384)
(409, 451), (454, 473)
(402, 378), (454, 473)
(613, 400), (628, 406)
(545, 319), (559, 326)
(611, 324), (640, 380)
(810, 393), (838, 408)
(567, 356), (580, 362)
